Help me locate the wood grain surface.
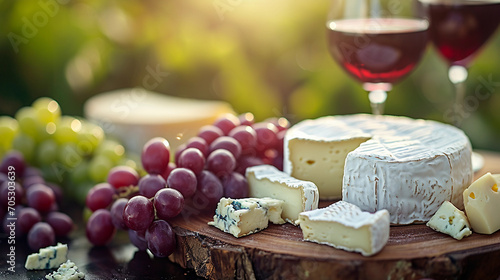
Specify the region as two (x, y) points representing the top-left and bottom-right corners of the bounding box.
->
(168, 151), (500, 280)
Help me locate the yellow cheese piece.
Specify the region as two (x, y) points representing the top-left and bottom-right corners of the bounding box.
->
(84, 88), (234, 153)
(463, 172), (500, 234)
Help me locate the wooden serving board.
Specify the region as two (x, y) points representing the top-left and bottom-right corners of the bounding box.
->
(168, 151), (500, 280)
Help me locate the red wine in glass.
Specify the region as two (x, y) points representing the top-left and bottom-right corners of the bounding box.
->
(327, 18), (429, 85)
(422, 0), (500, 171)
(424, 1), (500, 66)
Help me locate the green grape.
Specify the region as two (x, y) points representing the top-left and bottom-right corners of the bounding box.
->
(77, 121), (104, 156)
(53, 116), (81, 145)
(36, 139), (58, 166)
(70, 159), (90, 184)
(32, 97), (61, 124)
(15, 106), (43, 141)
(0, 116), (19, 150)
(88, 154), (113, 182)
(95, 139), (125, 164)
(12, 133), (36, 164)
(58, 142), (83, 168)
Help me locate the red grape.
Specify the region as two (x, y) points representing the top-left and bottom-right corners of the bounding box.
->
(185, 137), (209, 157)
(142, 137), (170, 174)
(17, 207), (41, 235)
(209, 136), (242, 159)
(229, 125), (257, 156)
(213, 114), (240, 135)
(86, 209), (116, 246)
(123, 195), (154, 231)
(45, 211), (74, 237)
(265, 117), (290, 132)
(145, 220), (176, 258)
(110, 198), (128, 230)
(0, 151), (26, 177)
(28, 222), (55, 251)
(138, 174), (166, 199)
(167, 167), (197, 199)
(193, 171), (223, 210)
(128, 229), (148, 251)
(154, 188), (184, 220)
(26, 183), (55, 213)
(85, 183), (116, 212)
(253, 122), (279, 154)
(197, 125), (224, 145)
(221, 172), (249, 199)
(107, 166), (140, 189)
(206, 149), (236, 178)
(238, 112), (255, 126)
(177, 148), (205, 175)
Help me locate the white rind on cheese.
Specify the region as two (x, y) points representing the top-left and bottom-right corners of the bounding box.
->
(426, 201), (472, 240)
(284, 114), (472, 224)
(463, 173), (500, 234)
(208, 197), (285, 238)
(299, 201), (390, 256)
(246, 165), (319, 225)
(25, 243), (68, 270)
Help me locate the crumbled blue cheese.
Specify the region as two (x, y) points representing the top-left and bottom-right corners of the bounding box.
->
(45, 260), (85, 280)
(208, 197), (285, 237)
(25, 243), (68, 270)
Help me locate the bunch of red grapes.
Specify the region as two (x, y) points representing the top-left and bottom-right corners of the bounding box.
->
(0, 151), (74, 251)
(85, 113), (289, 258)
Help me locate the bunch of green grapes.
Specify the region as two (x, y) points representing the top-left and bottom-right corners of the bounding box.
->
(0, 97), (139, 203)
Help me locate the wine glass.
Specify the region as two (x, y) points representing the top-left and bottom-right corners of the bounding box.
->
(420, 0), (500, 171)
(326, 0), (429, 115)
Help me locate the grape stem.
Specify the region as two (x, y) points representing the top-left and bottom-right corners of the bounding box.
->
(115, 186), (140, 199)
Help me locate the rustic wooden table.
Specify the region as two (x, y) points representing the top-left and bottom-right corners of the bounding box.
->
(2, 150), (500, 280)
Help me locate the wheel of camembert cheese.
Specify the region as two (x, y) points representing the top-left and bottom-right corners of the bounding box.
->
(284, 114), (473, 224)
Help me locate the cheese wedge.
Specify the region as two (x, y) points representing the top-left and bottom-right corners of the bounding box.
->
(426, 201), (472, 240)
(463, 173), (500, 234)
(25, 243), (68, 270)
(246, 165), (319, 225)
(299, 201), (390, 256)
(208, 197), (285, 238)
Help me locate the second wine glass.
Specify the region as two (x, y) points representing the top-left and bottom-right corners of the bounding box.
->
(326, 0), (429, 115)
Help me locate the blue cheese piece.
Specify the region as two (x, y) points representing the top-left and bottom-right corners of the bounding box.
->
(45, 260), (85, 280)
(299, 201), (390, 256)
(208, 197), (285, 238)
(25, 243), (68, 270)
(426, 201), (472, 240)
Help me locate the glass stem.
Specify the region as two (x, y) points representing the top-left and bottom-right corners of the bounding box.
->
(364, 83), (391, 115)
(448, 65), (468, 127)
(369, 90), (387, 115)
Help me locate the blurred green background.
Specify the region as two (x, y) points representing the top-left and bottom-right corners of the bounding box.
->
(1, 0), (500, 151)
